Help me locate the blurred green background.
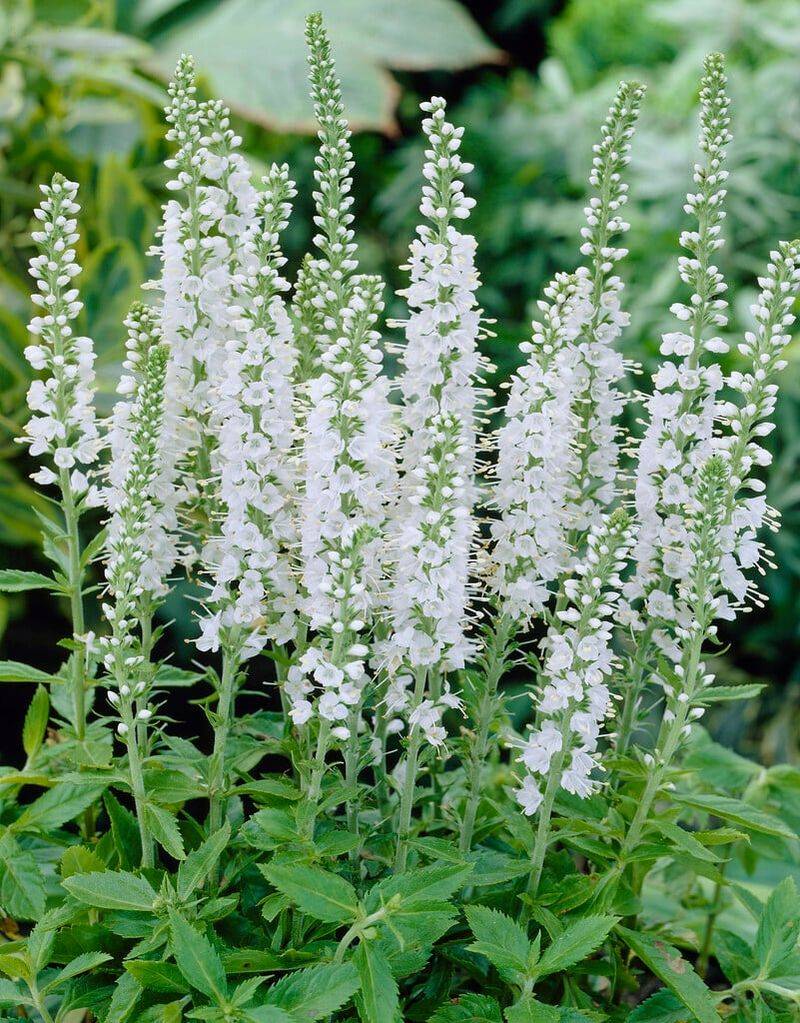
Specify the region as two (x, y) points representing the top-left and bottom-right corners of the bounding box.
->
(2, 0), (799, 760)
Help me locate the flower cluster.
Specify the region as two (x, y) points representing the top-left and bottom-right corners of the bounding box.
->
(158, 57), (257, 524)
(290, 276), (396, 732)
(515, 510), (633, 814)
(631, 55), (731, 621)
(385, 96), (483, 693)
(101, 335), (169, 734)
(24, 175), (101, 494)
(491, 271), (591, 622)
(569, 82), (644, 533)
(197, 166), (300, 660)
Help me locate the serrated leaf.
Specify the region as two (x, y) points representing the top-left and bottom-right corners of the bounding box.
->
(168, 910), (227, 1002)
(754, 877), (800, 978)
(370, 862), (473, 908)
(60, 844), (106, 879)
(14, 781), (107, 833)
(535, 915), (617, 977)
(125, 960), (189, 995)
(354, 941), (399, 1023)
(465, 905), (530, 984)
(22, 685), (49, 760)
(62, 870), (157, 912)
(504, 997), (560, 1023)
(628, 989), (688, 1023)
(177, 822), (230, 900)
(264, 962), (360, 1021)
(42, 951), (113, 993)
(0, 979), (28, 1005)
(144, 804), (185, 860)
(673, 793), (794, 839)
(104, 791), (142, 869)
(698, 684), (766, 702)
(0, 569), (55, 592)
(617, 927), (720, 1023)
(0, 833), (45, 920)
(0, 660), (59, 684)
(104, 971), (142, 1023)
(653, 821), (720, 863)
(388, 901), (457, 949)
(429, 993), (503, 1022)
(263, 863), (358, 923)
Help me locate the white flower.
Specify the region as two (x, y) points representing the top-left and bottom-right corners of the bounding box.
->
(23, 176), (100, 486)
(514, 510), (632, 809)
(385, 97), (484, 691)
(199, 165), (301, 664)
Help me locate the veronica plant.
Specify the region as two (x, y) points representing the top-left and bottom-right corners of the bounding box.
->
(3, 21), (800, 1023)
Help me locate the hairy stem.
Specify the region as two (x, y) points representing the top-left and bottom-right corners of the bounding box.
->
(59, 469), (86, 741)
(124, 709), (153, 869)
(208, 649), (239, 839)
(394, 668), (427, 872)
(522, 742), (566, 920)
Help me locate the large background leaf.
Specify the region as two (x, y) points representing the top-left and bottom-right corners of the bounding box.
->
(146, 0), (501, 132)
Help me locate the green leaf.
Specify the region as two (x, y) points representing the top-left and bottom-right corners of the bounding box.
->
(628, 989), (692, 1023)
(177, 822), (230, 900)
(264, 962), (360, 1021)
(60, 844), (107, 879)
(673, 793), (794, 839)
(465, 905), (530, 983)
(263, 863), (359, 923)
(149, 0), (500, 134)
(535, 915), (617, 977)
(168, 910), (227, 1002)
(0, 833), (45, 919)
(14, 781), (107, 832)
(354, 942), (399, 1023)
(105, 791), (143, 868)
(104, 971), (142, 1023)
(0, 661), (59, 684)
(653, 821), (720, 863)
(62, 870), (157, 912)
(698, 684), (766, 702)
(505, 997), (560, 1023)
(0, 569), (55, 592)
(370, 862), (473, 907)
(153, 665), (205, 688)
(144, 804), (186, 860)
(0, 978), (28, 1005)
(22, 685), (49, 760)
(617, 927), (720, 1023)
(429, 994), (503, 1022)
(388, 901), (458, 949)
(754, 877), (800, 978)
(125, 960), (189, 995)
(42, 950), (113, 992)
(245, 1009), (294, 1023)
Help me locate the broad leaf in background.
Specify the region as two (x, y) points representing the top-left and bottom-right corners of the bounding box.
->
(142, 0), (501, 132)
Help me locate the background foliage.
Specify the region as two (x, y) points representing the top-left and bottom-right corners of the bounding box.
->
(2, 0), (800, 761)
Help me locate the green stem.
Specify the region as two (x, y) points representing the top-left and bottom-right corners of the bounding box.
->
(303, 717), (332, 841)
(394, 668), (428, 873)
(208, 649), (239, 838)
(521, 743), (566, 921)
(124, 708), (153, 869)
(344, 705), (361, 849)
(460, 615), (514, 853)
(59, 470), (86, 741)
(697, 852), (729, 978)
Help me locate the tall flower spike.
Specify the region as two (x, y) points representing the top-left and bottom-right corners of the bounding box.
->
(101, 338), (169, 868)
(514, 508), (633, 816)
(24, 174), (100, 493)
(384, 96), (485, 731)
(712, 241), (800, 616)
(570, 81), (644, 533)
(490, 271), (592, 623)
(158, 58), (258, 533)
(197, 165), (300, 660)
(631, 54), (732, 620)
(291, 11), (360, 385)
(292, 275), (396, 734)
